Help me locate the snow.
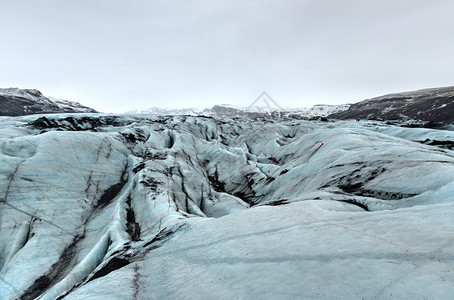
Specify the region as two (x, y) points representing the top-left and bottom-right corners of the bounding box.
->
(364, 86), (454, 102)
(125, 103), (350, 118)
(0, 114), (453, 299)
(47, 97), (96, 113)
(0, 88), (97, 114)
(125, 107), (203, 116)
(0, 88), (46, 101)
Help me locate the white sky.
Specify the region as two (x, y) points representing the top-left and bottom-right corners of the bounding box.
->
(1, 0), (453, 113)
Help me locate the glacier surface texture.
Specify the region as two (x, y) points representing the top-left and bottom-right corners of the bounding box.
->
(0, 114), (454, 299)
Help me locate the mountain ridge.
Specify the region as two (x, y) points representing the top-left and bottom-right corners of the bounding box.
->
(126, 103), (350, 118)
(0, 88), (98, 116)
(2, 86), (453, 125)
(329, 86), (454, 124)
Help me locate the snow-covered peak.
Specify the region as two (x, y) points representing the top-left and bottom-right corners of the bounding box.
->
(126, 103), (350, 118)
(0, 87), (97, 116)
(125, 107), (204, 116)
(0, 87), (49, 102)
(47, 97), (98, 113)
(0, 87), (42, 97)
(306, 104), (351, 116)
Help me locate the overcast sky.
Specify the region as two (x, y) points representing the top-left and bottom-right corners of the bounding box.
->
(1, 0), (453, 113)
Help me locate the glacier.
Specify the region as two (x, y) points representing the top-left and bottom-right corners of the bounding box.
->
(0, 113), (453, 299)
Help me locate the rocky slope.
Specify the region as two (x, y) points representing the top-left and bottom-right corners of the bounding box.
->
(0, 88), (97, 116)
(0, 113), (453, 299)
(329, 86), (454, 124)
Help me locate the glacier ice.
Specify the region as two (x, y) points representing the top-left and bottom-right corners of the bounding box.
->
(0, 114), (453, 299)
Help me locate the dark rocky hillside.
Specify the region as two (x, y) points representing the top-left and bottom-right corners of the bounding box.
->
(0, 88), (97, 116)
(329, 86), (454, 124)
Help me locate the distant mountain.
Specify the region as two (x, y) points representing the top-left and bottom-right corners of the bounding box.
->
(329, 86), (454, 124)
(0, 88), (97, 116)
(126, 107), (203, 116)
(126, 103), (350, 118)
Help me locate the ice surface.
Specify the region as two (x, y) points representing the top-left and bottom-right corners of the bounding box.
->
(0, 114), (453, 299)
(67, 200), (454, 299)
